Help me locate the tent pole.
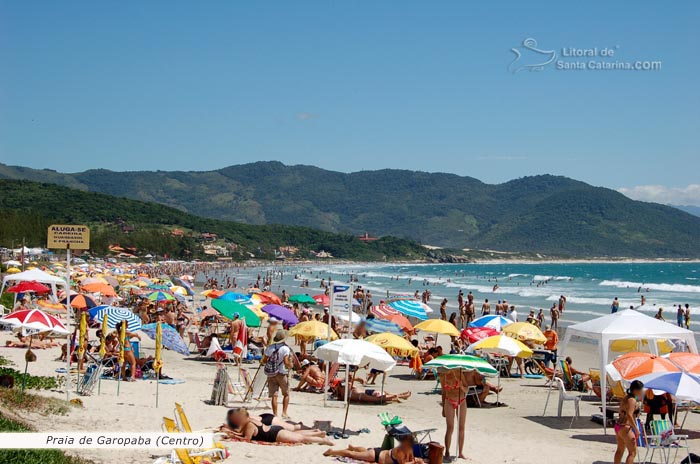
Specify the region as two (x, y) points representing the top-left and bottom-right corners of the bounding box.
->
(65, 245), (72, 402)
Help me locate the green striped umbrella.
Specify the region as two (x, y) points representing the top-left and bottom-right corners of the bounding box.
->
(211, 299), (261, 327)
(288, 294), (317, 305)
(147, 291), (175, 302)
(424, 354), (498, 376)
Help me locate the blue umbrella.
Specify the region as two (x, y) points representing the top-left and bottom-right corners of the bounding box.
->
(171, 277), (194, 296)
(388, 299), (428, 320)
(140, 323), (190, 356)
(641, 372), (700, 403)
(364, 318), (403, 335)
(468, 315), (513, 331)
(91, 306), (142, 331)
(218, 292), (251, 302)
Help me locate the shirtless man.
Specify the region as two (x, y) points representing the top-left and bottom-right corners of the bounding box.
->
(294, 360), (325, 392)
(229, 314), (243, 343)
(481, 299), (491, 316)
(550, 304), (560, 330)
(440, 298), (448, 321)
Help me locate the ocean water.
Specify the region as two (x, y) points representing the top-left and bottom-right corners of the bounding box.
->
(207, 262), (700, 330)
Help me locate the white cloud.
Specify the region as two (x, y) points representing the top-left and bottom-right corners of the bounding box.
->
(618, 184), (700, 206)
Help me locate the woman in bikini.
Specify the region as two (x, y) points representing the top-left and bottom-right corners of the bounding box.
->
(226, 408), (314, 432)
(438, 368), (469, 461)
(331, 379), (411, 404)
(224, 408), (334, 445)
(115, 321), (141, 382)
(614, 380), (643, 464)
(323, 435), (422, 464)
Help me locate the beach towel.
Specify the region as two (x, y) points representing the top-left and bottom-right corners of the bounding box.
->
(234, 321), (247, 358)
(158, 378), (185, 385)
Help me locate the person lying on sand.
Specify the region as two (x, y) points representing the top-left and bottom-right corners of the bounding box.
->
(330, 379), (411, 404)
(5, 333), (58, 349)
(225, 408), (317, 432)
(323, 435), (424, 464)
(222, 408), (334, 445)
(294, 360), (325, 392)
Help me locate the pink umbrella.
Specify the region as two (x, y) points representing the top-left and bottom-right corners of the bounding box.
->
(461, 327), (499, 344)
(1, 308), (68, 334)
(312, 294), (330, 306)
(371, 304), (398, 319)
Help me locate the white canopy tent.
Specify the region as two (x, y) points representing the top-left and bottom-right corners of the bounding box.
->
(1, 269), (68, 302)
(549, 309), (698, 433)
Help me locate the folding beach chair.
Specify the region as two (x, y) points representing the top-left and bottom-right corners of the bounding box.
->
(157, 416), (228, 464)
(241, 368), (269, 409)
(192, 333), (208, 356)
(641, 419), (690, 464)
(78, 363), (103, 396)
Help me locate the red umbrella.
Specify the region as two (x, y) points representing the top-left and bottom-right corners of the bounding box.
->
(461, 327), (499, 344)
(371, 303), (398, 319)
(0, 308), (68, 334)
(260, 291), (282, 305)
(6, 281), (51, 294)
(312, 294), (330, 306)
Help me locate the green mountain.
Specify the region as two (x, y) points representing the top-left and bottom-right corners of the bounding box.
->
(0, 180), (426, 261)
(1, 162), (699, 258)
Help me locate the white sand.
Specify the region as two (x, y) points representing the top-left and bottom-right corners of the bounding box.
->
(1, 328), (698, 464)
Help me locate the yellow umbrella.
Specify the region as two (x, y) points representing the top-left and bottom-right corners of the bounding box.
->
(78, 312), (87, 358)
(469, 334), (533, 358)
(6, 267), (21, 274)
(246, 303), (269, 320)
(414, 319), (460, 337)
(169, 286), (188, 296)
(118, 322), (126, 366)
(502, 322), (547, 344)
(99, 314), (108, 358)
(154, 322), (163, 373)
(289, 320), (338, 340)
(365, 332), (418, 357)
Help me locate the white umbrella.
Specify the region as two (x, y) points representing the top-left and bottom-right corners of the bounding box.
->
(316, 339), (396, 433)
(337, 311), (362, 324)
(638, 372), (700, 403)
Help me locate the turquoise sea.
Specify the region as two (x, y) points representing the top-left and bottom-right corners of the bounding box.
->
(211, 262), (700, 330)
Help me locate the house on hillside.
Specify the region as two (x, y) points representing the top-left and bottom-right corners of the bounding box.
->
(358, 232), (379, 242)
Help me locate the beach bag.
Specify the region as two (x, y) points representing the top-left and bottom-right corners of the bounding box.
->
(428, 442), (444, 464)
(25, 349), (37, 363)
(264, 345), (283, 377)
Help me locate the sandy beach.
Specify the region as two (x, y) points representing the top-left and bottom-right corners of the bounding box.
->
(2, 317), (698, 464)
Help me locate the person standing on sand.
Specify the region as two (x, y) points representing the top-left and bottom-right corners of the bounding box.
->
(611, 297), (620, 314)
(438, 369), (469, 461)
(481, 299), (491, 316)
(264, 330), (293, 418)
(543, 325), (558, 367)
(440, 298), (448, 320)
(613, 380), (643, 464)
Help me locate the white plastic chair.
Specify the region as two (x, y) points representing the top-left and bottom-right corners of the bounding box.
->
(554, 377), (580, 426)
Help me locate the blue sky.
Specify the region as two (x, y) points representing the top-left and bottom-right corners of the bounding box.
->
(1, 2), (698, 204)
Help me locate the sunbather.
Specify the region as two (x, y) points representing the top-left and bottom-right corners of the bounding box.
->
(224, 408), (334, 445)
(294, 360), (325, 392)
(323, 435), (423, 464)
(226, 408), (317, 432)
(330, 379), (411, 404)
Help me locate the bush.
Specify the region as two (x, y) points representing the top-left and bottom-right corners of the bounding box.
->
(0, 367), (62, 390)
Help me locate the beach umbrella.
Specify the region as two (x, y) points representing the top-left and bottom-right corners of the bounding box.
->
(469, 315), (513, 331)
(180, 274), (194, 281)
(147, 284), (170, 291)
(6, 281), (51, 294)
(78, 312), (87, 359)
(386, 313), (413, 333)
(117, 321), (126, 395)
(81, 283), (117, 296)
(289, 320), (338, 341)
(288, 294), (317, 305)
(261, 304), (299, 326)
(201, 289), (224, 298)
(338, 311), (362, 324)
(424, 354), (498, 377)
(611, 352), (680, 381)
(666, 352), (700, 375)
(210, 299), (261, 327)
(0, 308), (69, 335)
(218, 292), (251, 302)
(6, 267), (21, 274)
(140, 323), (190, 356)
(461, 327), (499, 344)
(91, 306), (142, 331)
(501, 322), (547, 344)
(316, 339), (397, 433)
(5, 260), (21, 267)
(387, 299), (428, 320)
(364, 318), (403, 335)
(99, 315), (108, 358)
(640, 372), (700, 403)
(60, 294), (97, 310)
(80, 276), (108, 285)
(147, 291), (175, 303)
(258, 292), (282, 305)
(468, 335), (533, 358)
(371, 304), (399, 319)
(312, 294), (330, 306)
(154, 322), (164, 407)
(36, 300), (66, 312)
(414, 319), (460, 337)
(169, 286), (188, 296)
(365, 332), (418, 357)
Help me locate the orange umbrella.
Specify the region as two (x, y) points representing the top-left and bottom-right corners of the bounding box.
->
(388, 313), (414, 334)
(612, 352), (680, 380)
(259, 291), (282, 305)
(81, 283), (117, 297)
(666, 352), (700, 375)
(36, 300), (65, 311)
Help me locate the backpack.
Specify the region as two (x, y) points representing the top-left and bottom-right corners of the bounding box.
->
(264, 345), (284, 377)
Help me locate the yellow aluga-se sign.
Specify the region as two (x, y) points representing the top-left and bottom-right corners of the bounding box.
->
(47, 225), (90, 250)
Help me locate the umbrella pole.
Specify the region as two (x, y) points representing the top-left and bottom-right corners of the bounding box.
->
(117, 362), (122, 396)
(21, 335), (33, 393)
(156, 371), (160, 407)
(342, 367), (354, 434)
